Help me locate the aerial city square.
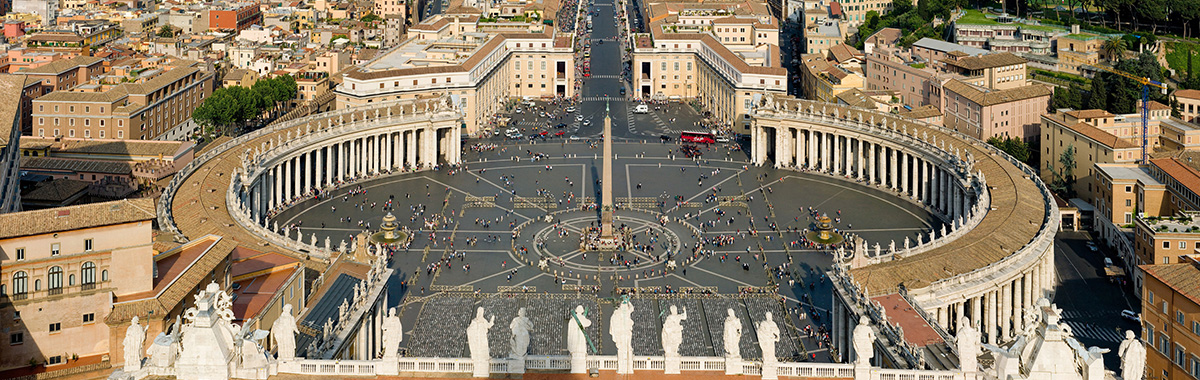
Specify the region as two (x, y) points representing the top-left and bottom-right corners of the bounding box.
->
(0, 0), (1197, 378)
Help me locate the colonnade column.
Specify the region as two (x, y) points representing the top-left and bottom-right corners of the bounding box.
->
(868, 143), (876, 184)
(856, 138), (864, 180)
(987, 290), (997, 342)
(1001, 282), (1012, 340)
(971, 297), (982, 331)
(407, 131), (417, 169)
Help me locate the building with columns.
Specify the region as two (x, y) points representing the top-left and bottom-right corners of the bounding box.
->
(750, 94), (1057, 360)
(336, 13), (576, 136)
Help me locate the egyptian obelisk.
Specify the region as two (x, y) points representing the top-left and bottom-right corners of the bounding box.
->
(600, 99), (614, 238)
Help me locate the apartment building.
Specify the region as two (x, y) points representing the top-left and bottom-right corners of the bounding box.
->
(938, 52), (1028, 91)
(1093, 163), (1168, 276)
(1177, 90), (1200, 124)
(375, 0), (407, 17)
(30, 57), (215, 141)
(208, 3), (262, 32)
(864, 45), (936, 108)
(0, 198), (155, 372)
(16, 55), (104, 92)
(940, 79), (1049, 141)
(1056, 29), (1105, 75)
(951, 10), (1063, 55)
(336, 14), (575, 135)
(835, 0), (893, 25)
(803, 17), (843, 56)
(1040, 110), (1141, 202)
(1140, 258), (1200, 380)
(798, 52), (864, 103)
(0, 75), (31, 214)
(631, 0), (787, 132)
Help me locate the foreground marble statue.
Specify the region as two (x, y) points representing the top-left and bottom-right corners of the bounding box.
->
(509, 308), (533, 359)
(147, 317), (181, 368)
(610, 301), (635, 374)
(381, 307), (402, 359)
(567, 305), (591, 373)
(852, 316), (875, 365)
(467, 307), (494, 377)
(662, 305), (687, 374)
(956, 317), (980, 373)
(723, 309), (743, 375)
(1119, 330), (1145, 380)
(271, 304), (299, 360)
(124, 316), (148, 372)
(756, 312), (780, 380)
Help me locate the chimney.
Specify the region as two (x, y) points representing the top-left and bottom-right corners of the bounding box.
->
(1070, 24), (1079, 34)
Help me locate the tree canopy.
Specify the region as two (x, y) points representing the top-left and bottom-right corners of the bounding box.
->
(192, 75), (299, 136)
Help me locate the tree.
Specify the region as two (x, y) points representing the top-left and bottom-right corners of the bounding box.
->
(361, 13), (383, 23)
(1087, 75), (1107, 110)
(987, 136), (1031, 163)
(1050, 145), (1077, 198)
(157, 25), (175, 38)
(1101, 37), (1126, 63)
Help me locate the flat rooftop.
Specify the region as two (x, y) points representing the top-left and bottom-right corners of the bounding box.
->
(367, 34), (492, 71)
(1095, 163), (1162, 185)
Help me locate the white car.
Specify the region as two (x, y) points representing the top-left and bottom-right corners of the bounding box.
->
(634, 104), (649, 113)
(515, 108), (523, 114)
(569, 135), (581, 140)
(583, 120), (592, 126)
(576, 114), (584, 121)
(1121, 310), (1140, 324)
(566, 107), (577, 113)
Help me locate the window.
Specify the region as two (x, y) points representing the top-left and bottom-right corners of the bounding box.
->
(83, 313), (94, 323)
(10, 332), (22, 345)
(102, 270), (108, 282)
(1178, 344), (1187, 366)
(12, 272), (27, 294)
(85, 239), (93, 251)
(1182, 241), (1188, 250)
(49, 323), (61, 333)
(1163, 301), (1170, 314)
(1164, 241), (1171, 249)
(46, 355), (61, 365)
(15, 248), (24, 261)
(1193, 321), (1200, 335)
(82, 262), (95, 285)
(48, 266), (62, 291)
(1126, 199), (1131, 207)
(1180, 311), (1187, 324)
(51, 243), (59, 256)
(1126, 185), (1132, 193)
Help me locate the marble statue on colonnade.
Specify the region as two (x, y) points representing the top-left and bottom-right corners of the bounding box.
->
(272, 304), (299, 360)
(757, 312), (780, 380)
(723, 308), (743, 375)
(956, 316), (979, 373)
(723, 308), (742, 360)
(567, 305), (591, 373)
(662, 305), (687, 374)
(467, 307), (494, 377)
(853, 316), (875, 366)
(124, 316), (148, 372)
(1119, 330), (1146, 380)
(610, 301), (634, 374)
(381, 307), (402, 360)
(509, 308), (532, 359)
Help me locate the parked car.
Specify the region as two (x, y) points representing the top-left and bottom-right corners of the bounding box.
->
(1086, 241), (1098, 252)
(556, 123), (567, 129)
(1103, 258), (1113, 268)
(582, 120), (592, 126)
(566, 107), (576, 113)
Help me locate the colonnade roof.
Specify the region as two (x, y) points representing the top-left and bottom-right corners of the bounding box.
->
(164, 98), (454, 270)
(758, 97), (1049, 295)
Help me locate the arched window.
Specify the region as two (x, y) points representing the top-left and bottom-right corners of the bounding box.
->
(82, 262), (96, 285)
(48, 266), (63, 292)
(69, 274), (75, 286)
(102, 269), (109, 282)
(34, 279), (41, 291)
(12, 271), (27, 294)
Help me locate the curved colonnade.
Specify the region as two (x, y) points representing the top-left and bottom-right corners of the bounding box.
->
(158, 96), (464, 260)
(751, 96), (1059, 344)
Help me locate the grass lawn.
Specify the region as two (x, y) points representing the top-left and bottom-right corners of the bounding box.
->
(1166, 41), (1200, 77)
(957, 10), (999, 25)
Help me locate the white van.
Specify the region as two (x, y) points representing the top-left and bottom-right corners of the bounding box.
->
(634, 104), (649, 113)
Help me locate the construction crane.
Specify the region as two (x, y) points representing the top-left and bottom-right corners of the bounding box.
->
(1095, 66), (1168, 163)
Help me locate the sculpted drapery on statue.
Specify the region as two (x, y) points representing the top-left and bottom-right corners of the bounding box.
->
(567, 305), (591, 355)
(661, 305), (687, 357)
(956, 316), (980, 372)
(853, 316), (875, 365)
(467, 307), (495, 362)
(381, 307), (403, 359)
(1119, 330), (1146, 380)
(509, 308), (533, 359)
(272, 304), (300, 360)
(756, 312), (780, 363)
(723, 308), (742, 360)
(610, 300), (635, 373)
(124, 316), (148, 372)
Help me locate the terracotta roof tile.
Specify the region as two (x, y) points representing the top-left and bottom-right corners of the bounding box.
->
(0, 197), (154, 239)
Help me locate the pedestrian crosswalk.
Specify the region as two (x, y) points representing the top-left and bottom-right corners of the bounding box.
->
(1059, 310), (1113, 320)
(578, 96), (638, 101)
(1061, 320), (1124, 343)
(586, 75), (622, 79)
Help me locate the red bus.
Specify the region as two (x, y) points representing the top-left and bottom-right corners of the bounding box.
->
(680, 131), (715, 144)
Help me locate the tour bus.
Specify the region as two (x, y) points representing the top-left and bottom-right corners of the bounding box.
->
(680, 131), (716, 144)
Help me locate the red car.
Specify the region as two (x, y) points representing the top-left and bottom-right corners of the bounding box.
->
(539, 131), (549, 136)
(555, 131), (566, 136)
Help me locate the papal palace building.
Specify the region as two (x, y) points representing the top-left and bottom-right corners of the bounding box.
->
(631, 0), (787, 133)
(335, 12), (576, 135)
